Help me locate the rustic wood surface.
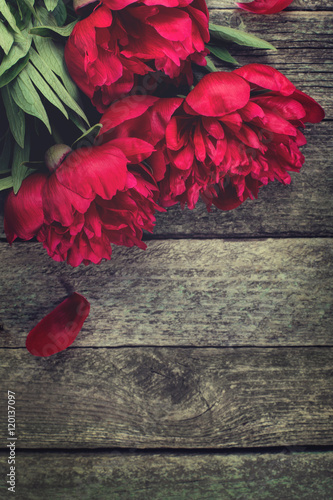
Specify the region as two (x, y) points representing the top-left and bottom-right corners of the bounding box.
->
(0, 1), (332, 498)
(0, 348), (332, 448)
(0, 239), (332, 347)
(0, 451), (332, 500)
(207, 0), (333, 9)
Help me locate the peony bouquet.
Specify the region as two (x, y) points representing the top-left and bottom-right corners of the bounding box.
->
(0, 0), (325, 354)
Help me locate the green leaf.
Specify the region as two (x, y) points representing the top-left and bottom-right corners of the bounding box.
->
(26, 61), (69, 118)
(0, 29), (32, 77)
(0, 52), (30, 88)
(0, 176), (13, 191)
(209, 23), (277, 50)
(72, 123), (102, 148)
(52, 0), (66, 26)
(0, 131), (12, 172)
(44, 0), (58, 11)
(34, 5), (56, 26)
(29, 20), (77, 38)
(13, 0), (32, 30)
(207, 45), (239, 65)
(68, 111), (88, 133)
(0, 0), (20, 33)
(29, 48), (89, 125)
(19, 0), (38, 19)
(205, 56), (217, 73)
(1, 86), (25, 148)
(33, 36), (80, 101)
(0, 21), (14, 54)
(12, 129), (32, 194)
(10, 67), (51, 133)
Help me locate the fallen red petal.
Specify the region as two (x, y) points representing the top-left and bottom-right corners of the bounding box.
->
(237, 0), (293, 15)
(26, 293), (90, 357)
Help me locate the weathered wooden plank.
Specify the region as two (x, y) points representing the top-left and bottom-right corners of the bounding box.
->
(0, 348), (332, 448)
(1, 121), (331, 242)
(0, 451), (332, 499)
(206, 0), (333, 10)
(209, 10), (333, 50)
(208, 11), (333, 49)
(0, 239), (332, 347)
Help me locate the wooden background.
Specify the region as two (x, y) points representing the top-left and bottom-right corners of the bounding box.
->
(0, 1), (333, 498)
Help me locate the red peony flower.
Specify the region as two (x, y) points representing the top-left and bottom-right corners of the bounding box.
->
(99, 94), (182, 178)
(4, 139), (162, 267)
(237, 0), (293, 15)
(153, 64), (324, 210)
(65, 0), (209, 112)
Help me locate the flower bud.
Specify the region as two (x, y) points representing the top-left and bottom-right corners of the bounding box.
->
(45, 144), (72, 173)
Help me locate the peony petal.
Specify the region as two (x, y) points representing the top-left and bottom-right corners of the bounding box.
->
(234, 64), (295, 96)
(100, 96), (182, 147)
(237, 0), (293, 15)
(253, 95), (306, 120)
(26, 293), (90, 357)
(55, 143), (128, 200)
(43, 174), (92, 226)
(239, 101), (265, 121)
(169, 141), (195, 170)
(202, 117), (225, 139)
(187, 1), (210, 44)
(193, 122), (207, 161)
(148, 149), (168, 181)
(108, 137), (155, 163)
(143, 0), (192, 6)
(145, 97), (183, 144)
(257, 109), (298, 136)
(121, 23), (181, 66)
(64, 7), (113, 99)
(165, 116), (188, 150)
(146, 8), (192, 42)
(99, 96), (159, 137)
(185, 71), (250, 117)
(292, 89), (325, 123)
(4, 173), (47, 243)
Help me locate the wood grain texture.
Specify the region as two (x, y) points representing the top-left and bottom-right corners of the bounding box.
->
(0, 451), (332, 500)
(208, 10), (333, 51)
(0, 348), (332, 448)
(0, 238), (332, 348)
(206, 0), (333, 10)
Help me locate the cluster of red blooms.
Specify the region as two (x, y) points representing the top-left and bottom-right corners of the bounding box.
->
(4, 0), (325, 268)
